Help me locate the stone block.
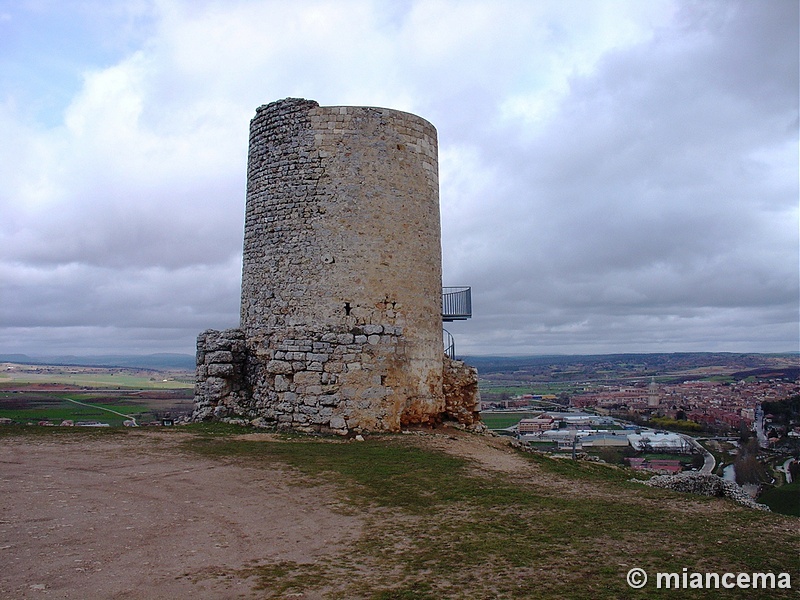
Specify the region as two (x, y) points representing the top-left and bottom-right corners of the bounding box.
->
(274, 374), (290, 392)
(294, 371), (321, 386)
(280, 392), (297, 404)
(207, 363), (234, 378)
(329, 415), (347, 430)
(320, 395), (339, 407)
(206, 351), (234, 364)
(266, 360), (294, 374)
(203, 377), (230, 397)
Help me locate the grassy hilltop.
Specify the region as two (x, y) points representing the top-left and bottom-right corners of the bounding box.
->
(1, 424), (796, 599)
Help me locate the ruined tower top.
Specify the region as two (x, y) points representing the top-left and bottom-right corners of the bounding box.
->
(240, 98), (441, 340)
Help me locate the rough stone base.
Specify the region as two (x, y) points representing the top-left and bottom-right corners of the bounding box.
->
(192, 330), (482, 434)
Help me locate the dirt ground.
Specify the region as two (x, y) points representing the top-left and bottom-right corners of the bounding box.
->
(0, 427), (544, 599)
(0, 431), (362, 599)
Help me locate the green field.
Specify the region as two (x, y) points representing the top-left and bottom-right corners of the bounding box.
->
(0, 363), (194, 425)
(0, 371), (192, 389)
(0, 394), (153, 426)
(480, 412), (542, 429)
(478, 382), (581, 395)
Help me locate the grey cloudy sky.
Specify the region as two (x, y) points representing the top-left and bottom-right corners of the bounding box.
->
(0, 0), (797, 356)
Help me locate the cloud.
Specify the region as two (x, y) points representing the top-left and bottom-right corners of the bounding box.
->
(0, 0), (796, 356)
(440, 0), (798, 354)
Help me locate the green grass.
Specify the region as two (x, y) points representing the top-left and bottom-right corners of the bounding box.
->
(0, 371), (191, 389)
(758, 482), (800, 517)
(180, 429), (800, 599)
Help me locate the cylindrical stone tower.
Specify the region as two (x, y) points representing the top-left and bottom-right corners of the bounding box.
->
(239, 98), (444, 432)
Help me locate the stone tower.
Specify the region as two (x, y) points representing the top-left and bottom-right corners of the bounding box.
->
(192, 98), (479, 434)
(647, 378), (660, 408)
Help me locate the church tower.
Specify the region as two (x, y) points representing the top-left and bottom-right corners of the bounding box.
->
(647, 378), (660, 408)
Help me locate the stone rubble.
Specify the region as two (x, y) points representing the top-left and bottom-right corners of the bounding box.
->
(634, 472), (770, 511)
(509, 439), (770, 511)
(442, 358), (481, 426)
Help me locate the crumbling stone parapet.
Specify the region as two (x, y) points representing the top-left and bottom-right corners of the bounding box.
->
(192, 328), (247, 421)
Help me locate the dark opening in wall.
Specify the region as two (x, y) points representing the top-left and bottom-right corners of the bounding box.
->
(344, 302), (351, 316)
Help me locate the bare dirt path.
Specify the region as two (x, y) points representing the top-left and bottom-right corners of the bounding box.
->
(0, 432), (361, 599)
(411, 429), (534, 475)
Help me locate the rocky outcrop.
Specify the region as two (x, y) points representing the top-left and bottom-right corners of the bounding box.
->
(635, 472), (770, 511)
(442, 357), (481, 426)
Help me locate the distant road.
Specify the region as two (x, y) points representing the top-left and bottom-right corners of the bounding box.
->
(682, 435), (716, 474)
(64, 397), (138, 426)
(781, 458), (794, 484)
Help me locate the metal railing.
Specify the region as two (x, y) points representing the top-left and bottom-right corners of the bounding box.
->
(442, 286), (472, 321)
(443, 329), (456, 359)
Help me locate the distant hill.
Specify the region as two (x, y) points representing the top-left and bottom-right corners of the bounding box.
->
(462, 352), (799, 381)
(2, 351), (796, 378)
(0, 353), (195, 371)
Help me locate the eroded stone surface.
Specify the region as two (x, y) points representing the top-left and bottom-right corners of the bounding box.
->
(442, 357), (481, 426)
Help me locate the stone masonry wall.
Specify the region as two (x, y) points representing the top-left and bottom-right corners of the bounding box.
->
(194, 327), (482, 433)
(192, 329), (247, 421)
(192, 98), (451, 434)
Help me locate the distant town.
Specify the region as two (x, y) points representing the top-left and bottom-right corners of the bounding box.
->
(474, 352), (799, 514)
(474, 353), (798, 430)
(487, 376), (798, 439)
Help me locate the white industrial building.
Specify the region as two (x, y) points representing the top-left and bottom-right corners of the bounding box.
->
(626, 431), (691, 453)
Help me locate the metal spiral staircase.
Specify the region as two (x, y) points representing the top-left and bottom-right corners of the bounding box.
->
(442, 286), (471, 359)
